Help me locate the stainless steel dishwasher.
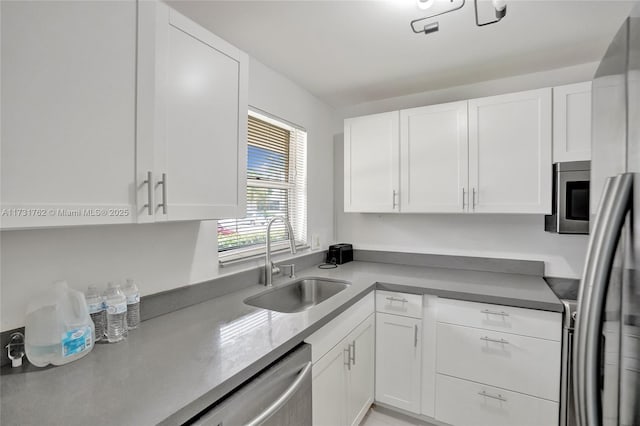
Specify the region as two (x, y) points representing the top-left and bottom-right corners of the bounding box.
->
(191, 344), (312, 426)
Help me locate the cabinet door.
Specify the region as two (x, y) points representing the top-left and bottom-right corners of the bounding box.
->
(1, 1), (137, 228)
(421, 295), (438, 418)
(468, 88), (552, 214)
(312, 341), (348, 426)
(138, 3), (248, 222)
(375, 312), (422, 413)
(553, 82), (592, 163)
(400, 101), (469, 213)
(344, 112), (400, 212)
(346, 315), (375, 426)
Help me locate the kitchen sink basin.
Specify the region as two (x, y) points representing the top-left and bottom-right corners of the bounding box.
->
(244, 277), (350, 313)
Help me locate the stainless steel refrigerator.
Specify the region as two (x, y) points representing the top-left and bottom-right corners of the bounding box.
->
(574, 4), (640, 426)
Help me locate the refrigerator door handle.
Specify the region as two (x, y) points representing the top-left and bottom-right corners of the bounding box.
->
(574, 173), (633, 426)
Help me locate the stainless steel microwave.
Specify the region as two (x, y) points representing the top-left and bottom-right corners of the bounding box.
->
(545, 161), (590, 234)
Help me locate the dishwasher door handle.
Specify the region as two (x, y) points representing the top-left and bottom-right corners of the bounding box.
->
(246, 361), (312, 426)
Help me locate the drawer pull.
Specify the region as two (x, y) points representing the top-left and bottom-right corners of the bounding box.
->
(480, 336), (510, 345)
(478, 390), (507, 402)
(481, 309), (510, 317)
(386, 296), (408, 303)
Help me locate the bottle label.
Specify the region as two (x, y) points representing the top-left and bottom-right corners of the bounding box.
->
(106, 302), (127, 315)
(87, 302), (104, 314)
(62, 326), (92, 357)
(126, 294), (140, 304)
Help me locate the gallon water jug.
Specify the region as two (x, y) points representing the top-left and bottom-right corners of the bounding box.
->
(25, 280), (95, 367)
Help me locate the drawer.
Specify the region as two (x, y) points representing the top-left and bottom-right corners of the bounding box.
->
(437, 298), (562, 341)
(436, 322), (561, 401)
(376, 290), (422, 318)
(435, 374), (559, 426)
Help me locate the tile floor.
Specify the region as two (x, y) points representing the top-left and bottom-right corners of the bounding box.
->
(360, 406), (429, 426)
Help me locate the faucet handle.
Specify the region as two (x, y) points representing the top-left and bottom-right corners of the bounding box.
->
(280, 264), (296, 279)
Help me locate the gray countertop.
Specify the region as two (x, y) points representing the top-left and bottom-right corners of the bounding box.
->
(0, 261), (562, 426)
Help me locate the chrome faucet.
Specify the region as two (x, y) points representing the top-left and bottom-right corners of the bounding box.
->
(264, 216), (297, 286)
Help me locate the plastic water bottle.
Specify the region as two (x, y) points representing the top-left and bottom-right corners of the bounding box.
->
(104, 283), (127, 343)
(85, 285), (106, 342)
(123, 279), (140, 330)
(25, 280), (94, 367)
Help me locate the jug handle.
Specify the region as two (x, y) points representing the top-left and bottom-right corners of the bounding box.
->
(69, 290), (87, 318)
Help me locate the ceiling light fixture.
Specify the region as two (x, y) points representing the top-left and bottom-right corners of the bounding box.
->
(411, 0), (507, 35)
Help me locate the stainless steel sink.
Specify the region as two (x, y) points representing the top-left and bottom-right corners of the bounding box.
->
(244, 278), (350, 313)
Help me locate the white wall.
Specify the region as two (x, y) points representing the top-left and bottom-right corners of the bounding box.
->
(0, 57), (337, 332)
(335, 62), (598, 278)
(338, 61), (599, 120)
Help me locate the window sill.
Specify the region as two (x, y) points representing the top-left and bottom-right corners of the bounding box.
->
(219, 243), (310, 267)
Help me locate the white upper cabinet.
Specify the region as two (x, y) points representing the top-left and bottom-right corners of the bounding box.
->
(344, 112), (400, 213)
(1, 1), (137, 228)
(553, 82), (592, 162)
(400, 101), (469, 213)
(137, 2), (248, 223)
(1, 1), (247, 229)
(343, 87), (555, 215)
(468, 88), (552, 214)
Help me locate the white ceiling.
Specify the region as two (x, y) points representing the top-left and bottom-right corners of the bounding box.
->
(168, 0), (637, 107)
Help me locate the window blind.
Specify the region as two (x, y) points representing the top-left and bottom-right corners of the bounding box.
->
(218, 112), (307, 255)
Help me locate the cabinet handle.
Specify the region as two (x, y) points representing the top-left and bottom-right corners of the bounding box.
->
(478, 390), (507, 402)
(392, 190), (398, 209)
(386, 296), (408, 303)
(462, 187), (466, 210)
(472, 187), (477, 210)
(481, 309), (510, 317)
(350, 341), (356, 365)
(157, 173), (167, 214)
(143, 171), (153, 216)
(414, 325), (418, 347)
(480, 336), (510, 345)
(344, 347), (351, 370)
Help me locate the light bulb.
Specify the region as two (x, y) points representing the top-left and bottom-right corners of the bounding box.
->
(492, 0), (506, 12)
(417, 0), (435, 10)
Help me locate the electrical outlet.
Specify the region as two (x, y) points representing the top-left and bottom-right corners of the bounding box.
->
(311, 234), (321, 249)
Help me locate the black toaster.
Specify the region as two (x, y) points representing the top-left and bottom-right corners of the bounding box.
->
(326, 243), (353, 265)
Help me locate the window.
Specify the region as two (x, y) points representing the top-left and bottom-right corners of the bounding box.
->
(218, 111), (307, 258)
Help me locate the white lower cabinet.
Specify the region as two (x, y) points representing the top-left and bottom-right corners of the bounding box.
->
(421, 295), (438, 419)
(375, 312), (422, 413)
(306, 294), (375, 426)
(435, 374), (559, 426)
(310, 292), (562, 426)
(346, 316), (375, 426)
(433, 298), (562, 426)
(437, 322), (561, 401)
(312, 315), (374, 426)
(312, 342), (348, 426)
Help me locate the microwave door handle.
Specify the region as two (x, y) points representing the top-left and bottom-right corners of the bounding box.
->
(574, 173), (633, 426)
